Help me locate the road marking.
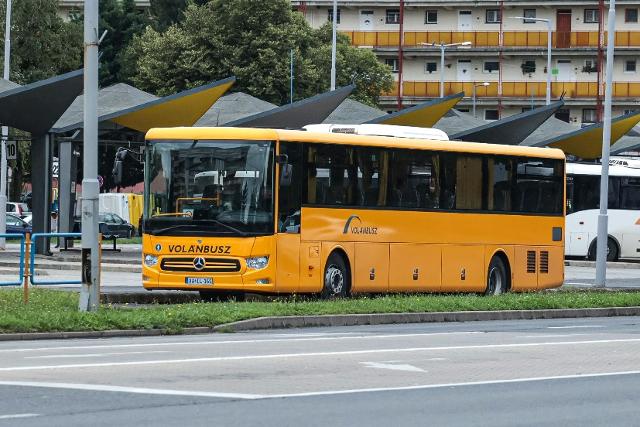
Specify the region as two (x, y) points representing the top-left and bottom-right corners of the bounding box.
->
(517, 334), (589, 338)
(0, 331), (481, 353)
(1, 337), (639, 372)
(0, 413), (39, 420)
(360, 362), (425, 373)
(548, 325), (604, 329)
(265, 370), (640, 399)
(0, 381), (263, 400)
(25, 351), (171, 359)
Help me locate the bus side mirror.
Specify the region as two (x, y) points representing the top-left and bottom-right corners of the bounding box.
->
(112, 160), (123, 185)
(280, 163), (293, 187)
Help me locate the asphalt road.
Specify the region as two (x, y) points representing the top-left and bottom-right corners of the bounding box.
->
(0, 317), (639, 426)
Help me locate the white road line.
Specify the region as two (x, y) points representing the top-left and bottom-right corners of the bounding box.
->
(25, 351), (171, 359)
(0, 381), (263, 400)
(548, 325), (604, 329)
(1, 337), (639, 372)
(0, 331), (481, 353)
(265, 370), (640, 399)
(517, 334), (590, 339)
(360, 362), (426, 373)
(0, 413), (39, 420)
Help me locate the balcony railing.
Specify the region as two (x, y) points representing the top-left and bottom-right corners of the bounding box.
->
(384, 81), (640, 98)
(344, 31), (640, 48)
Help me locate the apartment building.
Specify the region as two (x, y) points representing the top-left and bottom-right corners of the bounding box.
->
(294, 1), (640, 126)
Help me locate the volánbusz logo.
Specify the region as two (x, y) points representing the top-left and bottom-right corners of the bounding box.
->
(343, 215), (378, 235)
(168, 244), (231, 254)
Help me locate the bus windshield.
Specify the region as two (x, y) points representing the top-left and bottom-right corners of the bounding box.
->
(144, 140), (274, 236)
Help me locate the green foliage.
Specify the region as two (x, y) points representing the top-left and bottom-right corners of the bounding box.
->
(1, 288), (640, 334)
(0, 0), (83, 84)
(123, 0), (393, 106)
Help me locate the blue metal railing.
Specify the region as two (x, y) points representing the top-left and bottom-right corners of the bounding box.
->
(30, 233), (82, 285)
(0, 234), (25, 286)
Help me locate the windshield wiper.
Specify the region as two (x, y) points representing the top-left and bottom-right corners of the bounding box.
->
(151, 222), (247, 237)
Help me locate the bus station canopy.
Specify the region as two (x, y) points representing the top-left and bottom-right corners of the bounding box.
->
(52, 76), (236, 134)
(451, 101), (564, 145)
(196, 92), (277, 126)
(367, 92), (464, 128)
(531, 111), (640, 159)
(0, 69), (83, 136)
(611, 135), (640, 155)
(226, 85), (354, 129)
(324, 98), (386, 124)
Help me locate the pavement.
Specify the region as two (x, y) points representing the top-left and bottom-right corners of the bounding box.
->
(0, 317), (638, 426)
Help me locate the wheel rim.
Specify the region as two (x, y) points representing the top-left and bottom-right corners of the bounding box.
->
(488, 266), (503, 295)
(325, 264), (344, 295)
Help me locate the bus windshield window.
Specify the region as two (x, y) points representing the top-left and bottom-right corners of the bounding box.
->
(145, 140), (274, 236)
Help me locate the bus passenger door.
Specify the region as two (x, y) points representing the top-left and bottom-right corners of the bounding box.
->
(276, 234), (300, 293)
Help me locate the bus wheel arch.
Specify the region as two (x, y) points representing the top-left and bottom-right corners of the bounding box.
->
(321, 248), (352, 299)
(587, 236), (620, 261)
(485, 251), (510, 295)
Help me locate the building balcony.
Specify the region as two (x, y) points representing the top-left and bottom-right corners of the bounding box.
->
(344, 31), (640, 49)
(383, 81), (640, 99)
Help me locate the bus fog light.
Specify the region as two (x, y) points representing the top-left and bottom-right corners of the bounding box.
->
(144, 254), (158, 267)
(256, 279), (270, 285)
(246, 256), (269, 270)
(142, 275), (151, 282)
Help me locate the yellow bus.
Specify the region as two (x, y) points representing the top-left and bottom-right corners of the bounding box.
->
(142, 125), (565, 299)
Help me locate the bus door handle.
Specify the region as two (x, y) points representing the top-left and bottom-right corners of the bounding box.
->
(460, 268), (466, 281)
(369, 268), (375, 280)
(413, 268), (419, 280)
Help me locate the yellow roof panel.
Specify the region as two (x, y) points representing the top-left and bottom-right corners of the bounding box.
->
(378, 93), (463, 127)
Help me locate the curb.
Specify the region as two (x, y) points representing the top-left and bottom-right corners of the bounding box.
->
(1, 306), (640, 341)
(565, 260), (640, 269)
(0, 260), (140, 274)
(101, 292), (200, 304)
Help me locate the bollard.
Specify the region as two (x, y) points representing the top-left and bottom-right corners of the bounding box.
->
(23, 233), (30, 304)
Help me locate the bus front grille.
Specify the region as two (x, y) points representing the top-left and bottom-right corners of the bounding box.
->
(160, 257), (241, 273)
(539, 251), (549, 274)
(527, 251), (536, 273)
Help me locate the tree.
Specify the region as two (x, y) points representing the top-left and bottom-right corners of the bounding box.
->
(123, 0), (393, 106)
(0, 0), (83, 84)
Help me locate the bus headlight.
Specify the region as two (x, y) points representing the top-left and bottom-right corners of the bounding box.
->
(144, 254), (158, 267)
(246, 256), (269, 270)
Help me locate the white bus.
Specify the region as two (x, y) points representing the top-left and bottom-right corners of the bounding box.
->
(566, 161), (640, 260)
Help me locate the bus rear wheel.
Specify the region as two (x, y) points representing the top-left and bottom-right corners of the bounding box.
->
(485, 256), (507, 296)
(588, 238), (619, 262)
(321, 253), (350, 299)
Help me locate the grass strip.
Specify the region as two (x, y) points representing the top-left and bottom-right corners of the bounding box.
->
(1, 288), (640, 334)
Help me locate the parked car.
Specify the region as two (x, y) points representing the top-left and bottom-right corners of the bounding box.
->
(5, 213), (31, 235)
(6, 202), (30, 218)
(73, 213), (135, 239)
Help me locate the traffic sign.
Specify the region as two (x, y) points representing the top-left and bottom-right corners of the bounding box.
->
(6, 140), (16, 160)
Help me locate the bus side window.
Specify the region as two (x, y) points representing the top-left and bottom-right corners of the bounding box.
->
(278, 142), (303, 233)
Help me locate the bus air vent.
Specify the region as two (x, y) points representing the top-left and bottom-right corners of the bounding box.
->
(540, 251), (549, 274)
(526, 251), (536, 273)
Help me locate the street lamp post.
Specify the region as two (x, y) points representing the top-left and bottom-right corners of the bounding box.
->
(330, 0), (337, 91)
(0, 0), (12, 250)
(511, 16), (552, 105)
(472, 82), (490, 118)
(421, 41), (471, 98)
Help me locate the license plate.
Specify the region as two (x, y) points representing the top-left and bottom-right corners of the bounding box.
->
(185, 277), (213, 285)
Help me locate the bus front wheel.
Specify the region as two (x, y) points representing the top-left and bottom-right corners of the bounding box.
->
(321, 253), (350, 299)
(485, 256), (507, 296)
(588, 238), (619, 262)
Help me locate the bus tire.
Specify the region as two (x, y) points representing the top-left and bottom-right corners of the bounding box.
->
(588, 237), (619, 262)
(485, 256), (507, 296)
(321, 252), (350, 299)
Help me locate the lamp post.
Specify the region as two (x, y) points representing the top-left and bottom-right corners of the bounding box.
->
(0, 0), (11, 250)
(330, 0), (337, 90)
(511, 16), (552, 105)
(472, 82), (490, 118)
(420, 41), (471, 98)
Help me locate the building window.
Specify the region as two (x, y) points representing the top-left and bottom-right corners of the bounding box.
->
(582, 108), (597, 123)
(523, 9), (536, 23)
(386, 9), (400, 24)
(624, 109), (638, 115)
(425, 62), (437, 73)
(583, 59), (598, 73)
(625, 60), (637, 72)
(584, 9), (599, 23)
(425, 10), (438, 24)
(483, 61), (499, 73)
(458, 108), (470, 113)
(626, 8), (638, 23)
(485, 110), (499, 120)
(385, 58), (399, 73)
(327, 8), (341, 24)
(521, 60), (536, 74)
(486, 9), (501, 23)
